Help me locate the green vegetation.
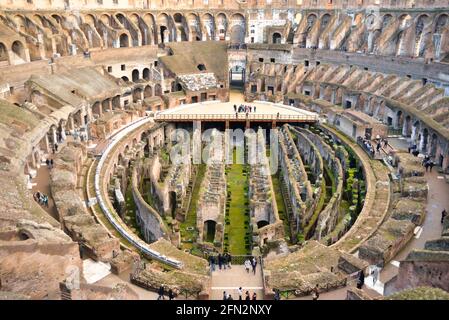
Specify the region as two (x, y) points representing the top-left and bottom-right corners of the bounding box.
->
(180, 164), (206, 251)
(124, 183), (144, 239)
(271, 173), (291, 242)
(224, 148), (251, 255)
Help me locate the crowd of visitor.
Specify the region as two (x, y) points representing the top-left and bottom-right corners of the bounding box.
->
(234, 104), (257, 114)
(223, 288), (257, 300)
(208, 252), (232, 272)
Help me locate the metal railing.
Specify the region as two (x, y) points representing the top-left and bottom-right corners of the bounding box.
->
(155, 113), (318, 122)
(276, 270), (361, 300)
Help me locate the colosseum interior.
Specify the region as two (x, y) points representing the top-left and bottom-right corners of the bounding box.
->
(0, 0), (449, 302)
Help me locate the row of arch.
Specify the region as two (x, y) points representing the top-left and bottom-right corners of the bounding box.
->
(0, 10), (247, 64)
(295, 11), (448, 58)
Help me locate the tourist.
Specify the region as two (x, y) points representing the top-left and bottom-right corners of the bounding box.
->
(376, 143), (381, 153)
(357, 270), (365, 289)
(238, 287), (243, 300)
(227, 294), (233, 300)
(225, 252), (232, 269)
(168, 289), (174, 300)
(244, 258), (251, 273)
(249, 106), (252, 112)
(273, 289), (280, 300)
(384, 138), (388, 148)
(254, 106), (256, 113)
(218, 253), (223, 270)
(372, 266), (380, 286)
(312, 284), (320, 300)
(245, 291), (251, 301)
(223, 291), (227, 300)
(425, 161), (430, 172)
(209, 255), (216, 272)
(277, 112), (280, 118)
(252, 292), (257, 300)
(43, 195), (49, 207)
(50, 159), (54, 169)
(442, 209), (447, 224)
(55, 143), (58, 152)
(251, 257), (257, 275)
(45, 159), (50, 168)
(233, 104), (237, 112)
(157, 285), (165, 300)
(34, 191), (40, 204)
(429, 161), (434, 172)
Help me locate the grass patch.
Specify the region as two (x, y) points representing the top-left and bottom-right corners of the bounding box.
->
(124, 183), (144, 239)
(226, 150), (250, 255)
(180, 164), (206, 249)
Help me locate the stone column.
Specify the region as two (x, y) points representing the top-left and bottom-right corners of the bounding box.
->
(402, 118), (409, 137)
(52, 127), (57, 145)
(419, 131), (425, 152)
(411, 125), (416, 144)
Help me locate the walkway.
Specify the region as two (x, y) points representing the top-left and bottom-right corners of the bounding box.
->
(210, 264), (264, 300)
(31, 162), (59, 221)
(377, 168), (448, 292)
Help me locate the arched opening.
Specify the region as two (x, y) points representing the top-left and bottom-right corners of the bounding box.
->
(11, 40), (26, 61)
(257, 220), (269, 229)
(169, 191), (177, 218)
(173, 13), (183, 23)
(204, 220), (216, 243)
(102, 99), (111, 112)
(175, 83), (183, 91)
(92, 101), (101, 117)
(434, 14), (448, 34)
(0, 42), (8, 65)
(272, 32), (282, 44)
(414, 15), (429, 57)
(112, 96), (121, 109)
(144, 85), (153, 98)
(396, 110), (403, 129)
(230, 25), (245, 44)
(154, 84), (162, 96)
(178, 27), (188, 41)
(403, 115), (412, 136)
(31, 90), (43, 106)
(121, 76), (129, 82)
(216, 13), (227, 41)
(229, 65), (245, 88)
(132, 69), (140, 82)
(430, 133), (438, 157)
(133, 88), (143, 102)
(160, 26), (167, 43)
(422, 128), (429, 152)
(119, 33), (129, 47)
(143, 68), (150, 80)
(197, 63), (206, 71)
(19, 231), (30, 241)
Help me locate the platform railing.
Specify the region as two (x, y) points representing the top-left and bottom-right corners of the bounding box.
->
(155, 113), (318, 121)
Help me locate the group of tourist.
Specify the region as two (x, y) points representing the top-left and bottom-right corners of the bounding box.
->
(208, 252), (232, 272)
(33, 191), (49, 207)
(357, 136), (376, 156)
(422, 154), (435, 172)
(157, 285), (175, 300)
(45, 158), (54, 169)
(223, 288), (257, 300)
(244, 257), (258, 275)
(234, 104), (257, 114)
(52, 143), (59, 154)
